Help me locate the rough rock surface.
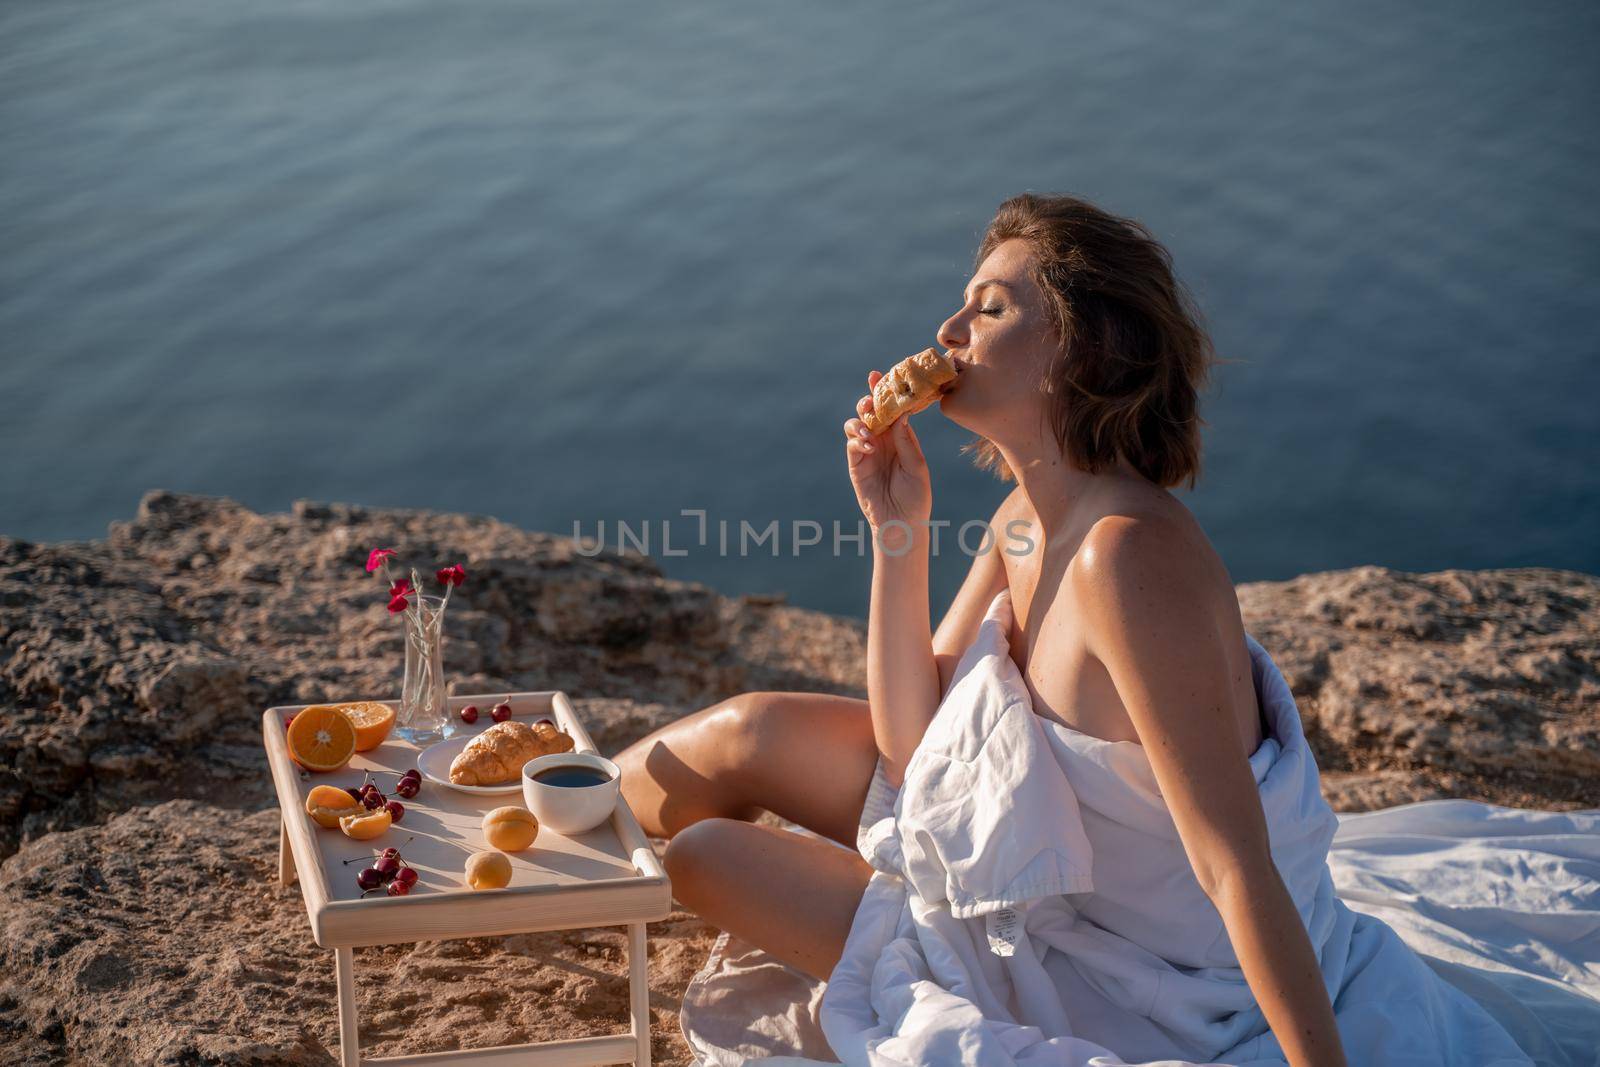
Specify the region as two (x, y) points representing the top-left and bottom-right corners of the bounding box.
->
(0, 490), (864, 861)
(0, 492), (1595, 1065)
(1237, 565), (1600, 812)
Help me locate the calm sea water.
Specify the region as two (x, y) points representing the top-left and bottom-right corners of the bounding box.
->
(3, 1), (1597, 619)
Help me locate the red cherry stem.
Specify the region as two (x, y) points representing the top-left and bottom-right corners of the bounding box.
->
(363, 769), (416, 789)
(342, 835), (417, 865)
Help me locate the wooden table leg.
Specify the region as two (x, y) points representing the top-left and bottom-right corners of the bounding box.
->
(278, 820), (297, 887)
(628, 921), (650, 1067)
(335, 946), (359, 1067)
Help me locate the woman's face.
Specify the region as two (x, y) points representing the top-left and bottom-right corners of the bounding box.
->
(936, 238), (1060, 439)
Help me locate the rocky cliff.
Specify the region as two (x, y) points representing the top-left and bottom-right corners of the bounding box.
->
(1, 491), (1595, 1064)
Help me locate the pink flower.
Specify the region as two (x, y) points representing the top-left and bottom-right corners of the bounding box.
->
(366, 548), (397, 573)
(387, 593), (411, 615)
(436, 564), (466, 588)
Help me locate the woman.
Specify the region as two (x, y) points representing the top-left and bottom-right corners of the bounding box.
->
(613, 195), (1503, 1065)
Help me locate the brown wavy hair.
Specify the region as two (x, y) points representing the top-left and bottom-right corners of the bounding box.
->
(962, 193), (1219, 490)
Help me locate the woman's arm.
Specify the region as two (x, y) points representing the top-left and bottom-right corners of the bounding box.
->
(843, 374), (963, 791)
(867, 512), (940, 790)
(1072, 517), (1350, 1067)
(868, 479), (1013, 788)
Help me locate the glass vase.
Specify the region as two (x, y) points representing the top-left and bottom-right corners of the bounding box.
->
(395, 594), (455, 745)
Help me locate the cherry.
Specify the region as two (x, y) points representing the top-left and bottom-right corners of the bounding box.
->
(386, 879), (411, 897)
(491, 702), (512, 723)
(402, 768), (420, 781)
(394, 866), (418, 887)
(460, 705), (479, 724)
(533, 717), (555, 729)
(394, 779), (419, 799)
(380, 847), (401, 860)
(356, 867), (382, 892)
(346, 787), (364, 802)
(374, 854), (400, 878)
(385, 800), (405, 823)
(361, 791), (385, 810)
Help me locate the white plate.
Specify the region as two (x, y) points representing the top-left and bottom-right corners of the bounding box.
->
(416, 736), (524, 795)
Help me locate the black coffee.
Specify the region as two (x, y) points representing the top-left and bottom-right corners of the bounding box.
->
(530, 765), (612, 788)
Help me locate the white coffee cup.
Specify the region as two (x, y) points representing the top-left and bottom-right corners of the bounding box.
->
(521, 752), (621, 835)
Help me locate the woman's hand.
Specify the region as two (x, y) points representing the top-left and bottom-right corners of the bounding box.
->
(852, 370), (942, 792)
(844, 369), (932, 532)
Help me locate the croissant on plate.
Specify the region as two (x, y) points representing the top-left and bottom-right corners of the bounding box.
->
(450, 720), (575, 786)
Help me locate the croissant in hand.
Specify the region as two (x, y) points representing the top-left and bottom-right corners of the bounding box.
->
(861, 348), (959, 434)
(450, 720), (576, 786)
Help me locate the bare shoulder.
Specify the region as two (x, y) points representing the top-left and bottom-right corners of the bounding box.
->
(1072, 485), (1225, 602)
(1065, 480), (1262, 756)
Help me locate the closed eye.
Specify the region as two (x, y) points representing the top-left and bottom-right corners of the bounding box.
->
(979, 305), (1003, 316)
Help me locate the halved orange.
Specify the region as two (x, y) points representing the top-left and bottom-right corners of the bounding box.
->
(338, 701), (396, 752)
(287, 705), (357, 772)
(305, 784), (362, 829)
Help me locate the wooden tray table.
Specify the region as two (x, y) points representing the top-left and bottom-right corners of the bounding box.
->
(264, 691), (671, 1067)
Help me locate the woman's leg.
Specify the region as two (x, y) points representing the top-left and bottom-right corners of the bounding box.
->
(615, 692), (883, 978)
(663, 817), (876, 982)
(613, 691), (880, 848)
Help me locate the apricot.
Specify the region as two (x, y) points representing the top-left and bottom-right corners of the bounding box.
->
(339, 807), (393, 841)
(305, 784), (362, 829)
(465, 850), (512, 890)
(482, 806), (539, 851)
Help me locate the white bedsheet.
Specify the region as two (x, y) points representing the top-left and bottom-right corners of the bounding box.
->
(679, 590), (1600, 1066)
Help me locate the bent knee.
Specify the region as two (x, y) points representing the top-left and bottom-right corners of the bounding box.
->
(714, 688), (834, 746)
(663, 816), (743, 891)
(702, 690), (792, 763)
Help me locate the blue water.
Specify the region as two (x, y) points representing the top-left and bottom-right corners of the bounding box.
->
(3, 1), (1597, 619)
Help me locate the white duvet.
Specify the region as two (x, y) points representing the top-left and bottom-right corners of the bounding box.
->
(680, 589), (1600, 1066)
